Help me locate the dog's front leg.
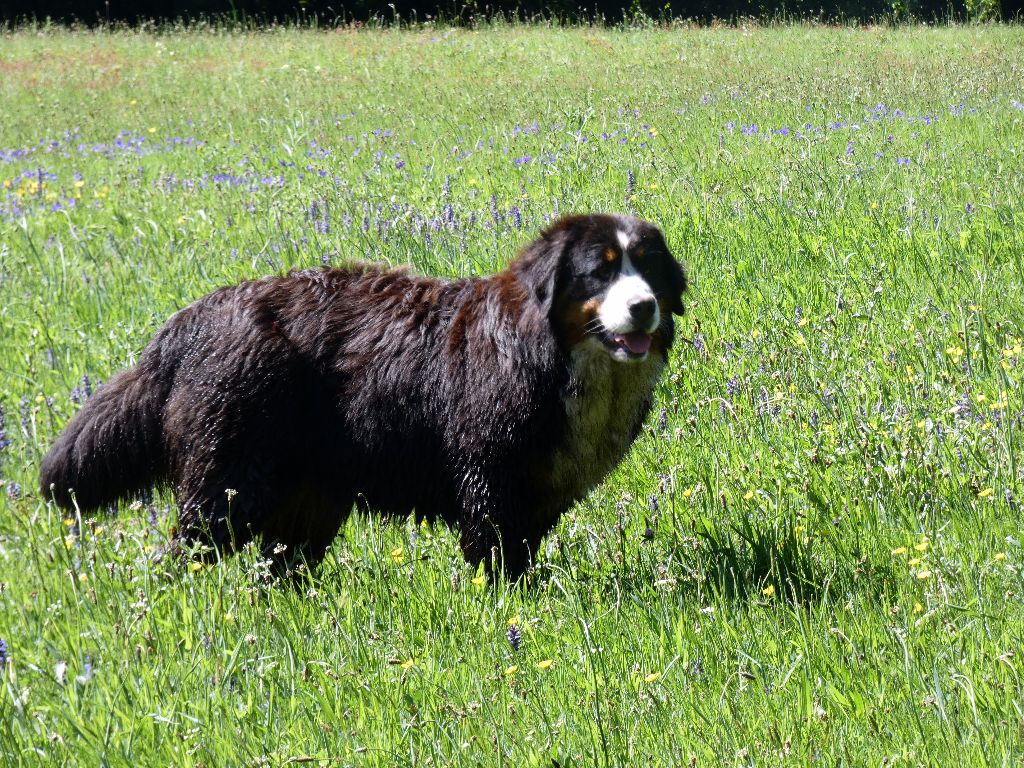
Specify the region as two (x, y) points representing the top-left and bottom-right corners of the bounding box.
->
(457, 475), (535, 581)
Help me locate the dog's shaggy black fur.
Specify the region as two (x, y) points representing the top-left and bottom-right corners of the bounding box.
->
(40, 214), (687, 577)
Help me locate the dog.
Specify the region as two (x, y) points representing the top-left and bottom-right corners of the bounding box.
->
(39, 213), (687, 578)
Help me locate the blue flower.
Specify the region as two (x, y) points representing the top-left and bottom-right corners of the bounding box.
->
(506, 623), (522, 651)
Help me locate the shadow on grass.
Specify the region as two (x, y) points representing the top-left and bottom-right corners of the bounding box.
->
(683, 514), (899, 604)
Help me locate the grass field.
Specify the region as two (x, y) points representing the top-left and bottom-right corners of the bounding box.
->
(1, 22), (1023, 766)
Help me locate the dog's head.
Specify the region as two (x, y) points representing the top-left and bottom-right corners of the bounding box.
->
(513, 214), (688, 362)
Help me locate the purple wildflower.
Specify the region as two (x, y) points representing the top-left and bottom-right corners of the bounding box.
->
(0, 404), (9, 453)
(509, 205), (522, 229)
(506, 623), (522, 651)
(0, 638), (7, 668)
(693, 333), (707, 358)
(726, 375), (740, 397)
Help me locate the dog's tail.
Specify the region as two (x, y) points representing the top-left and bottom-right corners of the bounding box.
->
(39, 358), (172, 513)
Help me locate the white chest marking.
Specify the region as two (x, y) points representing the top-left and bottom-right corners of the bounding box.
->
(544, 342), (663, 508)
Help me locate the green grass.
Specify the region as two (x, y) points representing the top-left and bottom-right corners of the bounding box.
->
(1, 22), (1024, 766)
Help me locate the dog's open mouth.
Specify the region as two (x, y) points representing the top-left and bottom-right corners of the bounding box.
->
(601, 330), (653, 358)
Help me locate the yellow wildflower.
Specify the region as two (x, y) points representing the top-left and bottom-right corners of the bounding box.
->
(914, 541), (929, 552)
(390, 546), (404, 564)
(913, 602), (923, 614)
(505, 665), (519, 676)
(994, 553), (1006, 561)
(743, 490), (755, 501)
(400, 658), (415, 670)
(644, 672), (661, 683)
(977, 488), (994, 498)
(916, 570), (932, 580)
(761, 584), (775, 598)
(891, 547), (907, 556)
(908, 558), (921, 566)
(471, 574), (485, 588)
(537, 659), (554, 670)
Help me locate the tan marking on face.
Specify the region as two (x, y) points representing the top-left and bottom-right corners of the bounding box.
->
(604, 247), (618, 262)
(554, 297), (602, 347)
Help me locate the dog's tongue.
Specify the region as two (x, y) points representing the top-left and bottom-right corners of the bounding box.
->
(612, 332), (652, 355)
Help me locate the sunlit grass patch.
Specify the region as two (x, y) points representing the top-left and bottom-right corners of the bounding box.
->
(1, 22), (1023, 766)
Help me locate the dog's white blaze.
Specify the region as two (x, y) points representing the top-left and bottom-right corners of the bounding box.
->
(616, 230), (632, 252)
(598, 250), (659, 335)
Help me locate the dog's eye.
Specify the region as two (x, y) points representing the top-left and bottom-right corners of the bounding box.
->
(589, 258), (615, 279)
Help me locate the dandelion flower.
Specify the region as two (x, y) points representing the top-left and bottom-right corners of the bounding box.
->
(743, 490), (755, 501)
(400, 658), (415, 670)
(761, 584), (776, 598)
(914, 541), (929, 552)
(916, 570), (932, 580)
(994, 553), (1006, 561)
(908, 558), (921, 566)
(913, 602), (923, 614)
(537, 659), (554, 670)
(189, 562), (205, 572)
(77, 573), (88, 583)
(644, 672), (661, 683)
(891, 547), (907, 556)
(390, 546), (404, 564)
(504, 665), (518, 676)
(471, 574), (485, 588)
(977, 488), (994, 498)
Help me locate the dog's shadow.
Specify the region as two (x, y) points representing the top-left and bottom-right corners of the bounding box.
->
(557, 509), (898, 606)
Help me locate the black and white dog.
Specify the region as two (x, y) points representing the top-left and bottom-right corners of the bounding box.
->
(40, 213), (687, 578)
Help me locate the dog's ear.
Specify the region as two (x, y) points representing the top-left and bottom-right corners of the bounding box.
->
(512, 219), (574, 315)
(668, 258), (688, 316)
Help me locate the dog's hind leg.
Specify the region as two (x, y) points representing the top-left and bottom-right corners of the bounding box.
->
(171, 456), (280, 560)
(259, 483), (352, 573)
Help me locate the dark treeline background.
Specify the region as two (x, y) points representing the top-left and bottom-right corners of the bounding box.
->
(0, 0), (1020, 25)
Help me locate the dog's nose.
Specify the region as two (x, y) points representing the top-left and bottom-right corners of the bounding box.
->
(627, 297), (657, 327)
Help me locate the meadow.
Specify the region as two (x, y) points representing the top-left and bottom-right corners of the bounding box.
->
(1, 22), (1023, 766)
